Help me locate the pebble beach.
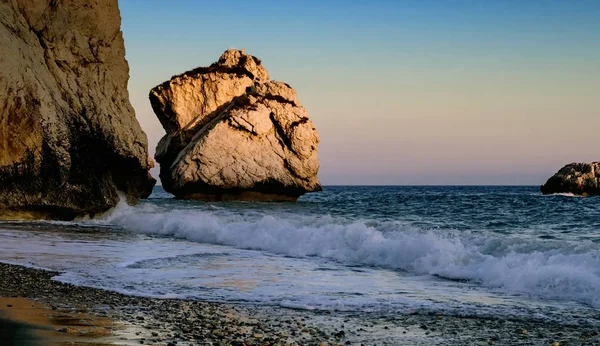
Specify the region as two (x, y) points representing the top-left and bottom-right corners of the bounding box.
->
(1, 262), (599, 346)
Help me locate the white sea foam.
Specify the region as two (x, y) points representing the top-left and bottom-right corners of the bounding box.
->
(544, 192), (584, 197)
(100, 202), (600, 308)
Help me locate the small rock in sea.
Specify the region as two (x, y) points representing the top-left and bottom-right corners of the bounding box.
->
(151, 332), (158, 337)
(419, 325), (428, 330)
(551, 342), (560, 346)
(334, 330), (345, 339)
(541, 162), (600, 196)
(488, 340), (495, 345)
(521, 329), (527, 335)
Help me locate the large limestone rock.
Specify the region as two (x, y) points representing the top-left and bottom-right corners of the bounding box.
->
(541, 162), (600, 196)
(150, 49), (321, 201)
(0, 0), (155, 219)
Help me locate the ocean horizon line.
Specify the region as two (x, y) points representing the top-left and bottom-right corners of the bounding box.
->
(152, 184), (544, 188)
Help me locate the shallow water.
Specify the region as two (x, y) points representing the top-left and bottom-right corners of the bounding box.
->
(1, 186), (599, 325)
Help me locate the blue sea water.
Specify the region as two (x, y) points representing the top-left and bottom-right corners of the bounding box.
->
(1, 186), (599, 325)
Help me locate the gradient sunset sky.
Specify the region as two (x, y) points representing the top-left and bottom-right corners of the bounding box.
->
(119, 0), (600, 185)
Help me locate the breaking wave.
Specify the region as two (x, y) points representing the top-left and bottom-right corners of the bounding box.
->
(100, 201), (600, 308)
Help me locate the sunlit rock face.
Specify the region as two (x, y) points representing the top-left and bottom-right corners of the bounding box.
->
(0, 0), (155, 219)
(541, 162), (600, 196)
(150, 49), (321, 201)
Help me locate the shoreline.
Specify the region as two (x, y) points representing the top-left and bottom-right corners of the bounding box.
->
(0, 262), (598, 345)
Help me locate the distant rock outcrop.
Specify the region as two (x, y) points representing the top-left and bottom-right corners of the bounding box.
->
(0, 0), (155, 219)
(150, 49), (321, 201)
(541, 162), (600, 196)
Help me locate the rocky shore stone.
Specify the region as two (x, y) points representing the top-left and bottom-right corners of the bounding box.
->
(0, 0), (155, 219)
(150, 49), (321, 201)
(540, 162), (600, 196)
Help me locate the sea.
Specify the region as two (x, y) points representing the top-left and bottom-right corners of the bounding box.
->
(0, 186), (599, 326)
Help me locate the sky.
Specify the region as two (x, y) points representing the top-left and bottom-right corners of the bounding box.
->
(119, 0), (600, 185)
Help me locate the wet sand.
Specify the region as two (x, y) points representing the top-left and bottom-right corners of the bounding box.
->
(0, 297), (118, 345)
(0, 316), (40, 346)
(0, 262), (598, 345)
